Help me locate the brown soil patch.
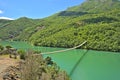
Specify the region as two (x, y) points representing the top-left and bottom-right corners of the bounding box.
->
(0, 55), (19, 80)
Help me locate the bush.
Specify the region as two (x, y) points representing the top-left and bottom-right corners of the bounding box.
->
(0, 45), (4, 51)
(6, 45), (12, 49)
(17, 50), (26, 60)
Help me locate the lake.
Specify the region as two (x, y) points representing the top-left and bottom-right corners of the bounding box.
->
(0, 41), (120, 80)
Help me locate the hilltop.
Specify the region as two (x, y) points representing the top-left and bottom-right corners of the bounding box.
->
(0, 0), (120, 52)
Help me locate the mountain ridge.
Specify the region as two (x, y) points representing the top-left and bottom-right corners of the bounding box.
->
(0, 0), (120, 52)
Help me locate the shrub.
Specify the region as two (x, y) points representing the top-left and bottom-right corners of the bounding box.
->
(0, 45), (4, 51)
(17, 50), (26, 60)
(6, 45), (12, 49)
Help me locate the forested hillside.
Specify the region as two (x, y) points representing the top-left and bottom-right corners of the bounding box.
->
(0, 17), (43, 40)
(0, 0), (120, 52)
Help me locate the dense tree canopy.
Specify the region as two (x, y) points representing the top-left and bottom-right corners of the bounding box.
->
(0, 0), (120, 52)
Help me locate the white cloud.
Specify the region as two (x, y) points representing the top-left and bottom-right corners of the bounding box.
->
(0, 10), (3, 14)
(0, 17), (14, 20)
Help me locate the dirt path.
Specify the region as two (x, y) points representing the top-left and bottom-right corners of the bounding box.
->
(0, 55), (19, 80)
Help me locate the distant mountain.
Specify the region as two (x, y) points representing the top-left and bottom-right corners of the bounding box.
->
(0, 19), (12, 27)
(0, 17), (40, 40)
(0, 0), (120, 52)
(67, 0), (120, 13)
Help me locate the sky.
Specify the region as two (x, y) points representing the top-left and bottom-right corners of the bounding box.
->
(0, 0), (85, 20)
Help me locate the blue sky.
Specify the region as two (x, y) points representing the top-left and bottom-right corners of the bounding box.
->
(0, 0), (85, 19)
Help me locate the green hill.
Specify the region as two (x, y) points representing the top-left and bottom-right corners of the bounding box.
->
(67, 0), (120, 13)
(0, 17), (41, 40)
(0, 0), (120, 52)
(0, 19), (12, 28)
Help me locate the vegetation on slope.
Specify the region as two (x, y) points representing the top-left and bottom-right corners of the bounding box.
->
(0, 17), (42, 40)
(67, 0), (120, 13)
(29, 9), (120, 52)
(0, 0), (120, 52)
(0, 19), (12, 27)
(20, 51), (70, 80)
(0, 47), (70, 80)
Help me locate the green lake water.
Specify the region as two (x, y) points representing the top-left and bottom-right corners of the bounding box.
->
(0, 41), (120, 80)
